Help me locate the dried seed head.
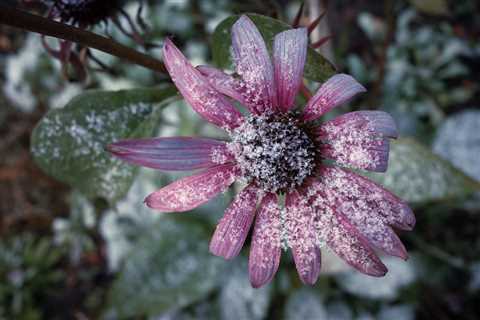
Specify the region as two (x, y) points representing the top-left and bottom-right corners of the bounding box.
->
(229, 112), (316, 193)
(51, 0), (120, 26)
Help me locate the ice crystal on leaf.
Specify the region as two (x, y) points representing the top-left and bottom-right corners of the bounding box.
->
(108, 15), (415, 288)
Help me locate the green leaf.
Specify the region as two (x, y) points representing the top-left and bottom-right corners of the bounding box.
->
(219, 259), (272, 320)
(107, 217), (222, 318)
(284, 288), (327, 320)
(212, 13), (336, 83)
(31, 86), (177, 202)
(365, 138), (480, 204)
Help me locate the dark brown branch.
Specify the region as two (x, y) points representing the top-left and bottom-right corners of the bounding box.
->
(0, 4), (167, 75)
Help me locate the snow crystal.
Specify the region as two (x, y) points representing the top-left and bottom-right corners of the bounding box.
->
(229, 112), (316, 193)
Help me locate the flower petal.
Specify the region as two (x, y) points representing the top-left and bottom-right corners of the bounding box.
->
(306, 169), (408, 259)
(107, 137), (233, 171)
(318, 138), (391, 172)
(210, 184), (259, 259)
(232, 15), (277, 114)
(316, 166), (415, 231)
(273, 28), (308, 112)
(196, 65), (248, 107)
(285, 190), (321, 285)
(249, 193), (282, 288)
(314, 111), (397, 172)
(323, 111), (399, 138)
(145, 163), (238, 212)
(292, 245), (322, 285)
(163, 38), (243, 129)
(322, 209), (388, 276)
(302, 74), (366, 122)
(299, 179), (387, 276)
(336, 201), (407, 259)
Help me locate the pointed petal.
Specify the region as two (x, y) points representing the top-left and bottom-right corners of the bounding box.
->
(163, 39), (243, 129)
(145, 164), (238, 212)
(317, 111), (398, 139)
(318, 138), (391, 172)
(273, 28), (308, 112)
(249, 193), (282, 288)
(335, 198), (407, 259)
(107, 137), (233, 171)
(232, 15), (277, 114)
(316, 166), (415, 231)
(322, 209), (388, 276)
(196, 65), (248, 106)
(292, 245), (322, 285)
(299, 179), (387, 276)
(285, 191), (321, 285)
(306, 170), (407, 259)
(210, 184), (259, 259)
(314, 111), (398, 172)
(302, 74), (366, 122)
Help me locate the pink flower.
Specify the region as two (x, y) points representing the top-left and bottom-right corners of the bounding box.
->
(108, 16), (415, 288)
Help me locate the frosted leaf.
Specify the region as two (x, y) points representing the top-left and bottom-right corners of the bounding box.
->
(366, 138), (480, 203)
(107, 217), (222, 318)
(219, 261), (272, 320)
(336, 256), (417, 300)
(326, 302), (353, 320)
(152, 301), (218, 320)
(377, 305), (414, 320)
(283, 288), (327, 320)
(31, 87), (176, 202)
(100, 168), (164, 271)
(433, 109), (480, 181)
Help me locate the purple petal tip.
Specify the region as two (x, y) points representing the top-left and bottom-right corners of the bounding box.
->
(366, 262), (388, 277)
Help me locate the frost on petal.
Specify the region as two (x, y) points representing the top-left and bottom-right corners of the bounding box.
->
(231, 15), (277, 114)
(210, 184), (259, 259)
(292, 245), (322, 285)
(285, 191), (321, 285)
(318, 166), (415, 231)
(196, 65), (248, 105)
(320, 139), (391, 172)
(273, 28), (308, 112)
(145, 163), (239, 212)
(107, 137), (234, 171)
(307, 168), (408, 259)
(163, 39), (243, 129)
(249, 193), (282, 288)
(302, 74), (366, 122)
(314, 111), (398, 172)
(299, 178), (388, 276)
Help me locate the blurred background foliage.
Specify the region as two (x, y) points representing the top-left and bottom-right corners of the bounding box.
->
(1, 0), (480, 319)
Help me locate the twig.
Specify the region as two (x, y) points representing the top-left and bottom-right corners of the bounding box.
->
(0, 4), (167, 75)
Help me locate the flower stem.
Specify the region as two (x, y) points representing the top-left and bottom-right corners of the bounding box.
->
(0, 4), (167, 75)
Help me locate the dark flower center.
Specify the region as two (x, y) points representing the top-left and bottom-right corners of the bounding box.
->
(52, 0), (120, 26)
(229, 112), (316, 193)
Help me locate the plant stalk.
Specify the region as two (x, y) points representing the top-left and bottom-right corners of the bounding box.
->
(0, 4), (167, 75)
